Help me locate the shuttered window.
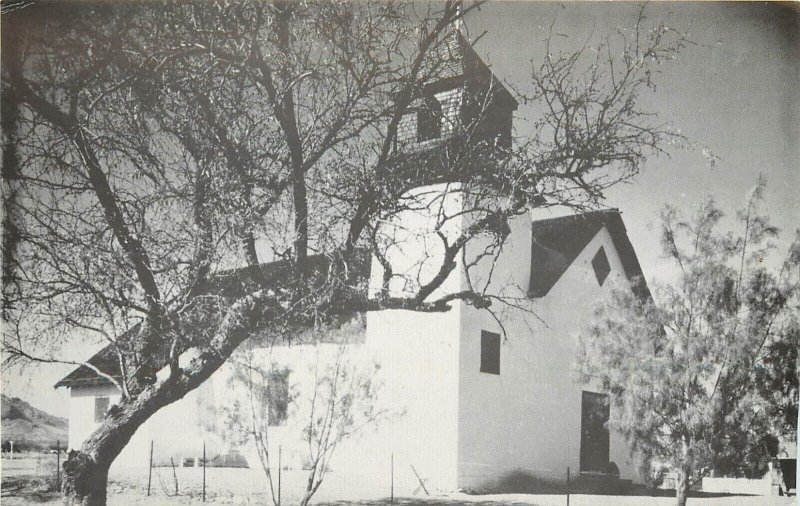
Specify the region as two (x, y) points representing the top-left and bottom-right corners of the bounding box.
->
(94, 397), (109, 423)
(266, 369), (291, 427)
(480, 330), (501, 375)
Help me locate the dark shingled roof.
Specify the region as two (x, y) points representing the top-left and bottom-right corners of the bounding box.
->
(55, 252), (370, 389)
(54, 338), (127, 388)
(421, 29), (518, 109)
(529, 210), (651, 300)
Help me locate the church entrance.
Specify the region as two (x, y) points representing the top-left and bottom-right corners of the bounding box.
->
(579, 391), (610, 473)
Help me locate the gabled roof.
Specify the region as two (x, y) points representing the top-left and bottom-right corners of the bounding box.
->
(529, 210), (651, 300)
(54, 339), (127, 388)
(55, 252), (370, 389)
(421, 29), (518, 110)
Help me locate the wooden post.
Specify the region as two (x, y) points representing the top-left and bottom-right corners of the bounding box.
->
(390, 452), (394, 503)
(147, 440), (153, 496)
(277, 445), (281, 506)
(410, 464), (429, 496)
(566, 466), (570, 506)
(56, 440), (60, 488)
(202, 441), (206, 502)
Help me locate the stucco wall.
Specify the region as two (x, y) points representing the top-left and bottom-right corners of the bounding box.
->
(68, 384), (122, 453)
(65, 189), (643, 492)
(217, 342), (367, 471)
(360, 308), (462, 493)
(456, 222), (640, 490)
(363, 182), (466, 492)
(369, 182), (465, 300)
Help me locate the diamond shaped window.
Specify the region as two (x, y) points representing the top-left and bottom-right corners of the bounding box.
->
(592, 247), (611, 286)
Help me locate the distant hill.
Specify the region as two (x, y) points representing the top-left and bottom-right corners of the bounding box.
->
(1, 394), (68, 450)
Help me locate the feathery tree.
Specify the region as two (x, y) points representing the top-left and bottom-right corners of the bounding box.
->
(577, 178), (800, 506)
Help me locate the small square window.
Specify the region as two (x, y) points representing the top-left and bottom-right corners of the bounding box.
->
(592, 247), (611, 286)
(480, 330), (500, 375)
(94, 397), (109, 423)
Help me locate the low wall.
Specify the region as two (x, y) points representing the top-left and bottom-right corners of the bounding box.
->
(701, 476), (772, 496)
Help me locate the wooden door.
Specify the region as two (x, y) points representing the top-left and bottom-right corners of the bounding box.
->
(579, 391), (610, 473)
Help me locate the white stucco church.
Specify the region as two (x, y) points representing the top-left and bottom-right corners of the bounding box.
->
(56, 27), (651, 495)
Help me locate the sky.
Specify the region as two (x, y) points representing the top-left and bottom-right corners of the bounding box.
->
(3, 1), (799, 418)
(470, 1), (799, 281)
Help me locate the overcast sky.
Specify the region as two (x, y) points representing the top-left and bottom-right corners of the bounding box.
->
(4, 1), (799, 418)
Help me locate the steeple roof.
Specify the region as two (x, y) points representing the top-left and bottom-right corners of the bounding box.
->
(421, 29), (517, 110)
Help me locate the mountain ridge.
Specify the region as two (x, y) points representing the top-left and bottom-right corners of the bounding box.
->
(1, 394), (68, 449)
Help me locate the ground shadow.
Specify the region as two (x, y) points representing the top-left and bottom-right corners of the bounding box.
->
(0, 476), (60, 503)
(458, 470), (764, 500)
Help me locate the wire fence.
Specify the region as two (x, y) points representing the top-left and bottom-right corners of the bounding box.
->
(135, 441), (402, 504)
(2, 439), (652, 504)
(104, 440), (637, 504)
(0, 440), (65, 496)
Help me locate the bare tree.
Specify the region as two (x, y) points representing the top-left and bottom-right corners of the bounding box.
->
(1, 1), (687, 504)
(226, 335), (384, 506)
(225, 350), (294, 506)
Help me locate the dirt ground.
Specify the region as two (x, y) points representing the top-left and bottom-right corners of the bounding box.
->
(1, 490), (797, 506)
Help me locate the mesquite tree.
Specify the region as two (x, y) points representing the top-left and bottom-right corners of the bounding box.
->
(577, 178), (800, 506)
(2, 1), (687, 503)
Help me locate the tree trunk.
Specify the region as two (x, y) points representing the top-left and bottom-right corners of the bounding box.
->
(61, 452), (109, 506)
(675, 467), (689, 506)
(675, 438), (693, 506)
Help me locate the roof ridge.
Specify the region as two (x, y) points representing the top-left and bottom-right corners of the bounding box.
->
(530, 208), (621, 226)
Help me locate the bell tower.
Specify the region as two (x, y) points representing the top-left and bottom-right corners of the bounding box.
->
(391, 28), (518, 185)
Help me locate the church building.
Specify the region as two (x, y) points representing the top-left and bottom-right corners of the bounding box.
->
(56, 27), (650, 495)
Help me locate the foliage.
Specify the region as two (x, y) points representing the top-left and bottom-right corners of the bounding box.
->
(755, 322), (799, 438)
(577, 177), (800, 506)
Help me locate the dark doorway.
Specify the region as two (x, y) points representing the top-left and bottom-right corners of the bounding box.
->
(580, 391), (610, 473)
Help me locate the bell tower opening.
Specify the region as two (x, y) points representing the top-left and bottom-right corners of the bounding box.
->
(392, 28), (518, 185)
(416, 94), (443, 142)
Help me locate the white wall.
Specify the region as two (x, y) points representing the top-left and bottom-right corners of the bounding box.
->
(359, 308), (462, 493)
(217, 342), (372, 473)
(702, 476), (773, 496)
(68, 384), (122, 453)
(361, 182), (468, 492)
(369, 182), (466, 300)
(456, 223), (640, 490)
(367, 182), (643, 491)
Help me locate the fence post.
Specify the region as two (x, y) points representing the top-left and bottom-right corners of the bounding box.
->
(202, 441), (206, 503)
(147, 440), (153, 496)
(277, 445), (281, 506)
(56, 440), (60, 489)
(390, 452), (394, 504)
(566, 466), (570, 506)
